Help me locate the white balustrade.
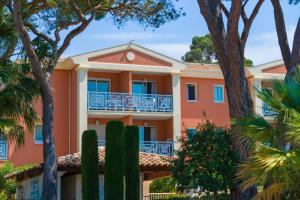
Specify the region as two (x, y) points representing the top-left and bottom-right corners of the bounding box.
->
(98, 140), (173, 156)
(88, 92), (173, 112)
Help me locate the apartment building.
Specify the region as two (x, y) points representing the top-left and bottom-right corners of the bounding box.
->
(0, 43), (286, 166)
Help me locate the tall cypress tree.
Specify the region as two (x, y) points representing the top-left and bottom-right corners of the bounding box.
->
(124, 125), (140, 200)
(104, 121), (124, 200)
(81, 130), (99, 200)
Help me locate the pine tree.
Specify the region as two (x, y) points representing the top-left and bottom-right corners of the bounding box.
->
(104, 121), (125, 200)
(124, 125), (140, 200)
(81, 130), (99, 200)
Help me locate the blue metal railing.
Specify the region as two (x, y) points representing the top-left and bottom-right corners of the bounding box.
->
(98, 140), (174, 156)
(88, 92), (173, 112)
(262, 102), (277, 116)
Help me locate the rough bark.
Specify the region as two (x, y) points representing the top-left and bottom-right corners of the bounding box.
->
(197, 0), (264, 199)
(13, 1), (58, 199)
(271, 0), (300, 80)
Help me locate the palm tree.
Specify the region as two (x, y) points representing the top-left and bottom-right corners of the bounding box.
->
(234, 71), (300, 200)
(0, 61), (39, 145)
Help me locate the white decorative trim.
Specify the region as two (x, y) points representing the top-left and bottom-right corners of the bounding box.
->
(80, 62), (180, 74)
(172, 74), (181, 151)
(63, 43), (186, 69)
(77, 69), (88, 151)
(249, 59), (284, 75)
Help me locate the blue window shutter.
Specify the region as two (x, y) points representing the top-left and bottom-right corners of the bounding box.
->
(187, 128), (196, 140)
(35, 125), (43, 143)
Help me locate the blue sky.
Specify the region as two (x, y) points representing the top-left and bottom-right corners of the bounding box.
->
(63, 1), (299, 65)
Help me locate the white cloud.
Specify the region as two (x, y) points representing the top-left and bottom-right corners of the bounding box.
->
(143, 43), (190, 60)
(245, 26), (295, 65)
(91, 32), (179, 41)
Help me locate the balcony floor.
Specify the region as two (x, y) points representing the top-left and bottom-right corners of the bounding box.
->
(88, 110), (173, 120)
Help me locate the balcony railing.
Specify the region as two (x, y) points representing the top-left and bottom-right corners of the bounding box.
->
(262, 102), (277, 117)
(88, 92), (173, 112)
(98, 140), (174, 156)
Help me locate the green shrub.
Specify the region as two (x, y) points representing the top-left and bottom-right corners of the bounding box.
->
(172, 122), (237, 196)
(104, 121), (124, 200)
(150, 176), (176, 193)
(124, 125), (140, 200)
(150, 194), (231, 200)
(81, 130), (99, 200)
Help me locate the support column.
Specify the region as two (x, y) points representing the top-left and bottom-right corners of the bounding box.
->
(57, 172), (64, 200)
(77, 67), (88, 151)
(254, 79), (263, 116)
(75, 174), (82, 200)
(172, 73), (181, 151)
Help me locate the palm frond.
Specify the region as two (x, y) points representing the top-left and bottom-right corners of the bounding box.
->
(0, 119), (25, 145)
(253, 183), (285, 200)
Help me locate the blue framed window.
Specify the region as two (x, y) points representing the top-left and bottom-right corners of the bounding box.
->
(30, 179), (40, 199)
(187, 128), (197, 140)
(34, 125), (43, 144)
(0, 136), (8, 160)
(88, 80), (110, 92)
(214, 85), (224, 103)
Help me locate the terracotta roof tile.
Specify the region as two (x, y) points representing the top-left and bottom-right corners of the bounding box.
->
(6, 148), (173, 181)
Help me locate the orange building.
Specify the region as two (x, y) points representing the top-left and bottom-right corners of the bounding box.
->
(0, 43), (286, 166)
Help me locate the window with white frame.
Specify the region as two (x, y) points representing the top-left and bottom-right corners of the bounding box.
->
(34, 125), (43, 144)
(214, 85), (224, 103)
(88, 79), (110, 92)
(187, 128), (197, 140)
(186, 83), (197, 101)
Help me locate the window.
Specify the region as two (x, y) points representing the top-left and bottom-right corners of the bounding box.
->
(88, 80), (110, 92)
(132, 81), (157, 94)
(187, 128), (197, 140)
(186, 83), (197, 101)
(214, 85), (224, 103)
(0, 136), (8, 160)
(262, 88), (277, 116)
(34, 125), (43, 144)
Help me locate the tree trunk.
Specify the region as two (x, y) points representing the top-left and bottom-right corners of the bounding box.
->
(223, 60), (256, 200)
(41, 78), (58, 200)
(271, 0), (300, 81)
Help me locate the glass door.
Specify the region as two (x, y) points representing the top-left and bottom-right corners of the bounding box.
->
(88, 80), (110, 92)
(132, 81), (157, 94)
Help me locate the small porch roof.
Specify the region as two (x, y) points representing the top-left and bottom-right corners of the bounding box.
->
(6, 147), (173, 181)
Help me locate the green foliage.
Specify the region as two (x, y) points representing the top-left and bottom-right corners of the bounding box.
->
(150, 176), (176, 193)
(0, 162), (35, 200)
(104, 121), (125, 200)
(81, 130), (99, 200)
(183, 34), (253, 67)
(0, 61), (39, 145)
(235, 72), (300, 199)
(172, 122), (237, 195)
(124, 125), (140, 200)
(182, 34), (216, 63)
(147, 194), (231, 200)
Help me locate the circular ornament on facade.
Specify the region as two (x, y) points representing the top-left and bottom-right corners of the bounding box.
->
(126, 52), (135, 61)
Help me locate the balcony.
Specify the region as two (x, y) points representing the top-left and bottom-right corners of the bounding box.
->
(88, 92), (173, 112)
(262, 102), (277, 117)
(98, 140), (174, 156)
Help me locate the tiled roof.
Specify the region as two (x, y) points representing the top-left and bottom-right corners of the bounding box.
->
(6, 147), (173, 181)
(185, 62), (252, 77)
(185, 62), (221, 71)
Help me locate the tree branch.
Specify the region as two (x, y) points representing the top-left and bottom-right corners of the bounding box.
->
(54, 15), (94, 73)
(227, 0), (242, 49)
(271, 0), (291, 68)
(241, 0), (264, 48)
(12, 0), (45, 83)
(25, 22), (55, 47)
(291, 17), (300, 66)
(220, 3), (229, 18)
